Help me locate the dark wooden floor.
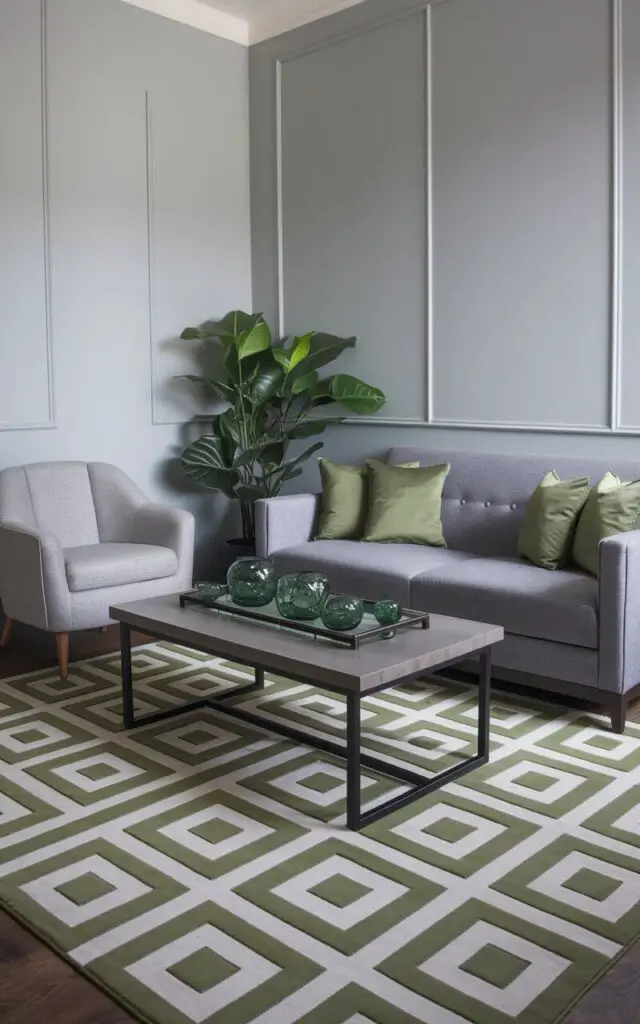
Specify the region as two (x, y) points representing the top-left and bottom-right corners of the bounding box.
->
(1, 618), (640, 1023)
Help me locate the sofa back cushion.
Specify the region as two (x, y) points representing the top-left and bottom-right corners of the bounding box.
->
(388, 447), (640, 557)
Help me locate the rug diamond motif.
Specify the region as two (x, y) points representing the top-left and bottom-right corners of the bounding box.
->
(1, 641), (639, 1024)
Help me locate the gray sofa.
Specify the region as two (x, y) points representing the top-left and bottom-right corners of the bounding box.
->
(0, 461), (194, 677)
(256, 446), (640, 733)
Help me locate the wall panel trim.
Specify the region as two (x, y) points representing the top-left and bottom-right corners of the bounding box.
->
(145, 90), (163, 426)
(1, 0), (57, 433)
(425, 3), (434, 424)
(275, 3), (433, 353)
(612, 0), (626, 429)
(276, 3), (435, 427)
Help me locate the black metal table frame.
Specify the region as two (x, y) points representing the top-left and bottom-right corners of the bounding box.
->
(119, 622), (492, 831)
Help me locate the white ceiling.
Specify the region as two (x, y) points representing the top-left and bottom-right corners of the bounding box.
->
(121, 0), (371, 45)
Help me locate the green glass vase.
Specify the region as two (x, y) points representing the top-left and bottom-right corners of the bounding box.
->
(226, 557), (276, 607)
(276, 572), (329, 620)
(321, 594), (364, 632)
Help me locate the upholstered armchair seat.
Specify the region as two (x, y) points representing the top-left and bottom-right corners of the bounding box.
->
(0, 461), (195, 676)
(63, 543), (178, 592)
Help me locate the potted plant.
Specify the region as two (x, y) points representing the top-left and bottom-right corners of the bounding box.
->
(178, 310), (386, 554)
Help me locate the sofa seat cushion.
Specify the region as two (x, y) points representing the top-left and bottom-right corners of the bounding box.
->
(271, 541), (477, 606)
(64, 543), (178, 593)
(410, 556), (598, 648)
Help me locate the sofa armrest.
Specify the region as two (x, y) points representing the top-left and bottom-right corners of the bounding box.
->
(132, 506), (195, 580)
(599, 530), (640, 693)
(0, 522), (71, 632)
(255, 495), (319, 558)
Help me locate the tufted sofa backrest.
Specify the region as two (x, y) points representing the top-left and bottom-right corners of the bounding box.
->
(388, 447), (640, 557)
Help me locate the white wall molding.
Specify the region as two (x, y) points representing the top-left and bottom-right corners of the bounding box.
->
(425, 0), (617, 436)
(611, 0), (625, 429)
(0, 0), (56, 433)
(275, 3), (433, 377)
(120, 0), (249, 45)
(144, 91), (163, 426)
(425, 3), (434, 425)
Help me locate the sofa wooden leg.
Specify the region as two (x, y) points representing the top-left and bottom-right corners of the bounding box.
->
(0, 617), (13, 648)
(56, 633), (69, 679)
(611, 696), (627, 735)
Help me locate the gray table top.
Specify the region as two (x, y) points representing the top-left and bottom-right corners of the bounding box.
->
(109, 595), (504, 694)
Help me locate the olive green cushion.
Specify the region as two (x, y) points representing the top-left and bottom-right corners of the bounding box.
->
(573, 472), (640, 576)
(518, 470), (590, 570)
(316, 458), (418, 541)
(363, 459), (451, 546)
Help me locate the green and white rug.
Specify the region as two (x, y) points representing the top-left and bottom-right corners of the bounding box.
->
(1, 643), (639, 1024)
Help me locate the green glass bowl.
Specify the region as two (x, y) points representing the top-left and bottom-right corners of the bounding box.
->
(194, 581), (226, 606)
(226, 557), (276, 607)
(373, 598), (402, 627)
(276, 571), (329, 621)
(321, 594), (364, 632)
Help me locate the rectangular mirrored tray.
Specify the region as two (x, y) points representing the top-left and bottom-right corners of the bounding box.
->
(179, 587), (430, 649)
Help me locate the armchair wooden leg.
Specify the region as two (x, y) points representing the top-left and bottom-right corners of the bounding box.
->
(0, 617), (13, 648)
(56, 633), (69, 679)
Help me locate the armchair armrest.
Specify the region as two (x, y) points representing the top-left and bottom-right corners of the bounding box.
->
(131, 505), (195, 584)
(0, 522), (71, 632)
(599, 531), (640, 693)
(255, 494), (319, 558)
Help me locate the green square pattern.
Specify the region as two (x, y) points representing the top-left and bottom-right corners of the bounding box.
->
(517, 771), (556, 793)
(462, 943), (531, 989)
(424, 818), (475, 844)
(310, 875), (373, 909)
(168, 948), (238, 992)
(564, 868), (621, 902)
(57, 873), (115, 907)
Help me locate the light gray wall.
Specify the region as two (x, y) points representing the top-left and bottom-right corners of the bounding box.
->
(0, 0), (252, 574)
(250, 0), (640, 488)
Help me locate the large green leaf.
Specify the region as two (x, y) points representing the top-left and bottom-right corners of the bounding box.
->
(268, 467), (303, 496)
(237, 321), (271, 361)
(223, 345), (240, 385)
(258, 440), (286, 472)
(234, 438), (286, 469)
(288, 333), (313, 374)
(251, 364), (283, 404)
(181, 436), (238, 496)
(271, 347), (290, 371)
(288, 370), (319, 396)
(288, 333), (356, 380)
(179, 375), (234, 404)
(213, 409), (240, 451)
(265, 441), (323, 480)
(285, 419), (334, 440)
(325, 374), (386, 415)
(202, 311), (264, 341)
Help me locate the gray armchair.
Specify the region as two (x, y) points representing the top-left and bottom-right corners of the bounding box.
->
(0, 462), (194, 677)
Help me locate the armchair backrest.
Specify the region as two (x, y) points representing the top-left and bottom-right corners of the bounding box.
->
(0, 462), (148, 546)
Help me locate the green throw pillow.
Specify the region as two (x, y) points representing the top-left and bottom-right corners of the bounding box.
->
(518, 470), (590, 570)
(573, 472), (640, 576)
(316, 458), (419, 540)
(363, 459), (451, 546)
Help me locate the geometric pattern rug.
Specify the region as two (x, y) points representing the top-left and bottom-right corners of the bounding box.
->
(1, 643), (639, 1024)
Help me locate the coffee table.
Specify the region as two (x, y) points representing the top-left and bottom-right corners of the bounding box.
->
(109, 596), (503, 830)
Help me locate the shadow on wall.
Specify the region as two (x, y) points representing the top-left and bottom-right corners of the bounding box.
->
(155, 421), (240, 583)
